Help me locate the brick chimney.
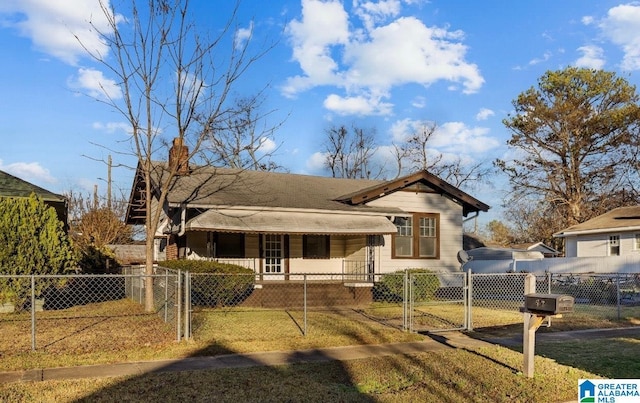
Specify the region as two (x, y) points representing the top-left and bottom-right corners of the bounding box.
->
(169, 137), (190, 175)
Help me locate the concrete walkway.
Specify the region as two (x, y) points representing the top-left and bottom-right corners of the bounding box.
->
(0, 332), (492, 384)
(1, 327), (636, 384)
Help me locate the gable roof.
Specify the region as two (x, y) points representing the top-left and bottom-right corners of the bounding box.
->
(336, 170), (490, 216)
(0, 170), (68, 228)
(126, 163), (489, 224)
(0, 170), (66, 202)
(554, 206), (640, 238)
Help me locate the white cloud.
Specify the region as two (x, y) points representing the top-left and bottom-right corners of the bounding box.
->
(92, 121), (131, 134)
(353, 0), (402, 32)
(435, 122), (499, 154)
(69, 67), (122, 100)
(581, 16), (595, 25)
(0, 0), (118, 65)
(389, 118), (499, 154)
(411, 96), (426, 108)
(235, 21), (253, 49)
(574, 45), (605, 69)
(323, 93), (393, 116)
(599, 3), (640, 70)
(283, 0), (483, 116)
(476, 108), (494, 121)
(528, 51), (552, 65)
(257, 137), (277, 154)
(305, 151), (327, 171)
(0, 159), (56, 184)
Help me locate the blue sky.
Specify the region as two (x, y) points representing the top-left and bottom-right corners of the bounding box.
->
(1, 0), (639, 225)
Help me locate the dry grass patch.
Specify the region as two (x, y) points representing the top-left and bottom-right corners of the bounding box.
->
(0, 344), (597, 402)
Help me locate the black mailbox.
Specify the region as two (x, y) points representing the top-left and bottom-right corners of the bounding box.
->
(524, 293), (574, 315)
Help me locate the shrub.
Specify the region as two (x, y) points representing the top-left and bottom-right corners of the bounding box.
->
(0, 194), (77, 309)
(158, 260), (254, 307)
(373, 269), (440, 303)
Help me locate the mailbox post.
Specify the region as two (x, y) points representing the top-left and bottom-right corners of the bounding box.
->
(521, 274), (574, 378)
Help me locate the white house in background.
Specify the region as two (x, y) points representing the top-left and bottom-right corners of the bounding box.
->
(125, 139), (490, 279)
(508, 242), (562, 258)
(553, 206), (640, 258)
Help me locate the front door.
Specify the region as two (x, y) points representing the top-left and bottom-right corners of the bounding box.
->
(263, 234), (284, 280)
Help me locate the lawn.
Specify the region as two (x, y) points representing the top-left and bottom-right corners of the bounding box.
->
(0, 298), (638, 402)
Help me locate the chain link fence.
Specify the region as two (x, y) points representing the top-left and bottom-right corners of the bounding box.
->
(1, 268), (639, 357)
(184, 270), (470, 342)
(0, 268), (182, 355)
(469, 272), (640, 330)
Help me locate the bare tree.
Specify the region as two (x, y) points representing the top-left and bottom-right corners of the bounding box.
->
(393, 121), (491, 187)
(323, 124), (381, 179)
(201, 95), (285, 171)
(79, 0), (270, 310)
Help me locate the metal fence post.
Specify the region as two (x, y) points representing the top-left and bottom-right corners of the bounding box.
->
(403, 269), (408, 332)
(164, 269), (169, 323)
(176, 270), (182, 342)
(303, 274), (307, 336)
(616, 274), (621, 320)
(31, 275), (36, 351)
(184, 270), (191, 340)
(466, 269), (473, 332)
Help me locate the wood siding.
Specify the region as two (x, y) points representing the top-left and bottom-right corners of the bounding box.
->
(367, 190), (463, 272)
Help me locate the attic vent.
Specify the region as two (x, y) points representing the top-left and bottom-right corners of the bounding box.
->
(614, 216), (640, 220)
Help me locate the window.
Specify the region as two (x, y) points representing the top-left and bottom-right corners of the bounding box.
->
(609, 235), (620, 256)
(393, 217), (413, 257)
(392, 213), (439, 259)
(635, 234), (640, 250)
(303, 235), (330, 258)
(214, 232), (245, 258)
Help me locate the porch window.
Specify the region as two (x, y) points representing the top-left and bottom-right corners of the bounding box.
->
(609, 235), (620, 256)
(213, 232), (245, 258)
(303, 235), (330, 258)
(392, 213), (439, 259)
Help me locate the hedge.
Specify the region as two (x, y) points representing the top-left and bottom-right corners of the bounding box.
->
(373, 269), (440, 303)
(158, 260), (254, 307)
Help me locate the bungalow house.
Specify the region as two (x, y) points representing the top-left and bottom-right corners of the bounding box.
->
(554, 206), (640, 257)
(0, 169), (68, 229)
(125, 141), (490, 279)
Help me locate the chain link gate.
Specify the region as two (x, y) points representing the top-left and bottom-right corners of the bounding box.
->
(407, 270), (470, 333)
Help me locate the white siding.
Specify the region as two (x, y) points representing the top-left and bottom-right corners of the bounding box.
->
(287, 235), (344, 274)
(573, 231), (640, 257)
(367, 190), (463, 273)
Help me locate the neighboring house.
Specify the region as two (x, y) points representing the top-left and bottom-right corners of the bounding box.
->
(508, 242), (562, 258)
(0, 169), (68, 229)
(460, 247), (544, 273)
(554, 206), (640, 257)
(125, 140), (489, 278)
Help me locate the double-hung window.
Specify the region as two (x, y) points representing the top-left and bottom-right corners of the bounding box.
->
(609, 235), (620, 256)
(392, 213), (439, 259)
(303, 235), (330, 258)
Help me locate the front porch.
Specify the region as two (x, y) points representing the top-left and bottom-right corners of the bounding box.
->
(212, 258), (377, 283)
(240, 281), (374, 308)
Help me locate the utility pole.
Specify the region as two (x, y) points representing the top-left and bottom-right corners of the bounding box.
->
(107, 155), (112, 210)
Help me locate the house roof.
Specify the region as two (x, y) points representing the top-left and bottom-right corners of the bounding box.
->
(508, 242), (561, 256)
(554, 206), (640, 238)
(0, 170), (66, 202)
(126, 163), (490, 224)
